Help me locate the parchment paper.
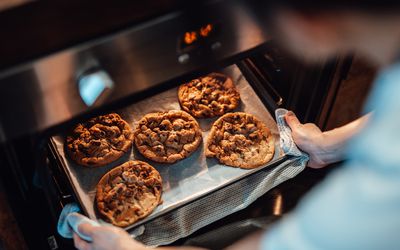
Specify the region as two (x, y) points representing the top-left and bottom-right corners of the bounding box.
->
(51, 64), (283, 231)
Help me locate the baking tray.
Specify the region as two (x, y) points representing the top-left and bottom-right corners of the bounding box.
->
(49, 64), (285, 231)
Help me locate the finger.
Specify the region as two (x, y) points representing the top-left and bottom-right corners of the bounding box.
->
(78, 223), (96, 238)
(73, 233), (91, 250)
(285, 111), (302, 130)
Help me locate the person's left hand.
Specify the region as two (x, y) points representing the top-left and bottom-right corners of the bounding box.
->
(73, 223), (146, 250)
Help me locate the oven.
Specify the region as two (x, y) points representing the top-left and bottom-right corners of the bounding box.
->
(0, 1), (351, 249)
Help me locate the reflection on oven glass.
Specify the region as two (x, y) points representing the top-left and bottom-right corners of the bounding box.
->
(78, 70), (114, 106)
(182, 23), (215, 47)
(199, 23), (213, 37)
(184, 31), (198, 45)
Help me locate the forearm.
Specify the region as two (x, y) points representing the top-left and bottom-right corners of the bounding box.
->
(318, 113), (371, 164)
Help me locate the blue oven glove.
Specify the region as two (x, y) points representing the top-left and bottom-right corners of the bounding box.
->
(275, 108), (309, 160)
(57, 203), (101, 242)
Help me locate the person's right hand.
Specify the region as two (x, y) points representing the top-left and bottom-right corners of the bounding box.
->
(285, 111), (331, 168)
(285, 111), (371, 169)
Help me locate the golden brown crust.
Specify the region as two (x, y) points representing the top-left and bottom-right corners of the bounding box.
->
(178, 72), (241, 118)
(206, 112), (275, 169)
(134, 110), (202, 163)
(96, 160), (162, 227)
(65, 113), (133, 167)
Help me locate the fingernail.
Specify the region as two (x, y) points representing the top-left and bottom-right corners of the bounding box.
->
(286, 111), (294, 117)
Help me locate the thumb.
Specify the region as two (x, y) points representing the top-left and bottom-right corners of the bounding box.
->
(285, 111), (302, 130)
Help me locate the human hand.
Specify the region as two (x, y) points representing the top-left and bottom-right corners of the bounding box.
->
(73, 223), (146, 250)
(284, 111), (330, 168)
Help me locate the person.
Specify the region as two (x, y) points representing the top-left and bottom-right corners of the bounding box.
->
(73, 1), (400, 250)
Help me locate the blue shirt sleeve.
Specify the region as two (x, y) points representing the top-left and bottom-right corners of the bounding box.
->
(261, 63), (400, 250)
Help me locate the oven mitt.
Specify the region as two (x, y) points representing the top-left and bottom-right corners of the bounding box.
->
(275, 108), (309, 161)
(57, 203), (100, 242)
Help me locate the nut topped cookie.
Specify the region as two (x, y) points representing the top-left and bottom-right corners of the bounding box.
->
(96, 160), (162, 227)
(206, 112), (275, 169)
(178, 72), (241, 118)
(134, 110), (202, 163)
(66, 113), (133, 167)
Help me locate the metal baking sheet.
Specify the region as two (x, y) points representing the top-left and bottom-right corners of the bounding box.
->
(50, 64), (284, 231)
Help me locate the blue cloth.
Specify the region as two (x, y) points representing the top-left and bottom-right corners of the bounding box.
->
(275, 108), (310, 160)
(262, 62), (400, 250)
(57, 203), (100, 242)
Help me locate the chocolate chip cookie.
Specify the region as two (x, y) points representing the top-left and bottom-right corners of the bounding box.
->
(206, 112), (275, 169)
(134, 110), (202, 163)
(66, 113), (133, 167)
(96, 160), (162, 227)
(178, 73), (240, 118)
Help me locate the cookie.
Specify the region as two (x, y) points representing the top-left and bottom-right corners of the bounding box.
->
(178, 72), (240, 118)
(206, 112), (275, 169)
(134, 110), (202, 163)
(66, 113), (133, 167)
(96, 160), (162, 227)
